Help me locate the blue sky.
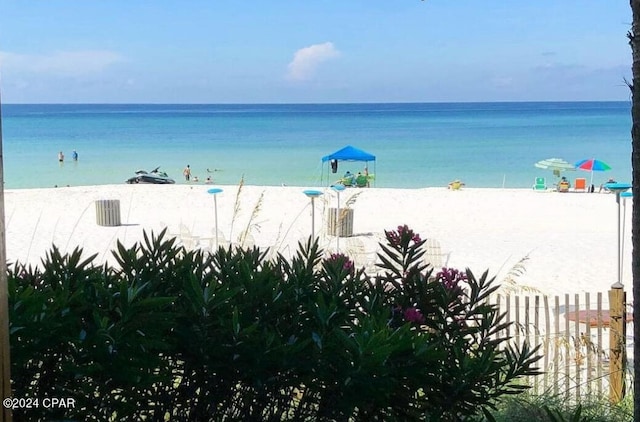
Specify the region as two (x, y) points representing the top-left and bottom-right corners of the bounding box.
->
(0, 1), (632, 103)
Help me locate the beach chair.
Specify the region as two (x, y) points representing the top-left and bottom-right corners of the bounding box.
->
(237, 230), (256, 249)
(340, 176), (354, 187)
(178, 224), (200, 250)
(532, 177), (547, 191)
(448, 180), (464, 190)
(159, 221), (180, 239)
(423, 238), (451, 277)
(202, 229), (229, 252)
(355, 174), (368, 188)
(345, 237), (379, 275)
(574, 178), (587, 192)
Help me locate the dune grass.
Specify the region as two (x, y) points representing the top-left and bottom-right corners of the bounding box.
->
(490, 390), (633, 422)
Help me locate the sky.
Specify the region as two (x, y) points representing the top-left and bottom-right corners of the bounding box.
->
(0, 1), (633, 104)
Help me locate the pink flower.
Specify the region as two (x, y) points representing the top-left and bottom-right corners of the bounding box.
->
(385, 225), (422, 247)
(404, 307), (425, 324)
(436, 268), (467, 291)
(328, 253), (354, 272)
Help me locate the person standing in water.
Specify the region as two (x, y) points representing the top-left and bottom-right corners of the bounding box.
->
(72, 150), (78, 161)
(183, 164), (191, 181)
(58, 151), (64, 162)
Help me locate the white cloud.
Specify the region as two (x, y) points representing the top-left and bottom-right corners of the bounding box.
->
(0, 50), (124, 77)
(287, 42), (340, 81)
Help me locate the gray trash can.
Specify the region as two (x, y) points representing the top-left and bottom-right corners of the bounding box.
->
(95, 199), (121, 226)
(327, 207), (354, 237)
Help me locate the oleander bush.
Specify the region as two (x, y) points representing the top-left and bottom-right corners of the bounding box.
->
(8, 226), (540, 421)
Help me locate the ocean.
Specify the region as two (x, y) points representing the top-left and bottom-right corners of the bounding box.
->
(0, 102), (632, 189)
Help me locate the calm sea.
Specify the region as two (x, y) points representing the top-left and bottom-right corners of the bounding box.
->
(0, 102), (632, 189)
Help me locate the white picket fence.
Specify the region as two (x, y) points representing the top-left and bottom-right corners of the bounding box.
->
(490, 292), (633, 400)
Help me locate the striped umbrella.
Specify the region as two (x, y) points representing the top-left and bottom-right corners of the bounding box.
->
(534, 158), (576, 178)
(575, 158), (611, 187)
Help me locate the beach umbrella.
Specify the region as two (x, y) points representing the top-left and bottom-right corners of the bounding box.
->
(534, 158), (576, 178)
(575, 158), (611, 187)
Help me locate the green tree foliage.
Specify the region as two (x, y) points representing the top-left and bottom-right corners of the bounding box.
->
(9, 227), (540, 421)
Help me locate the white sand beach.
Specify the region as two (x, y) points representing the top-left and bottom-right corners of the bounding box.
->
(3, 184), (632, 298)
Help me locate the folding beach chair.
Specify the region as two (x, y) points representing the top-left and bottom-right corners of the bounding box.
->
(423, 239), (451, 279)
(178, 224), (200, 250)
(159, 221), (180, 239)
(202, 229), (230, 252)
(236, 230), (256, 248)
(574, 178), (587, 192)
(532, 177), (547, 191)
(355, 174), (368, 188)
(345, 237), (380, 274)
(448, 180), (464, 190)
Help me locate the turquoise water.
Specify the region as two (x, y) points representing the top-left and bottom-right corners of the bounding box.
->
(0, 102), (632, 189)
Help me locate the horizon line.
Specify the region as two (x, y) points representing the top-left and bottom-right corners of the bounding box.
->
(1, 100), (631, 106)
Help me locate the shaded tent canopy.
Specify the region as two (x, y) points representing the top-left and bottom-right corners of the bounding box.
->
(321, 145), (376, 186)
(321, 145), (376, 162)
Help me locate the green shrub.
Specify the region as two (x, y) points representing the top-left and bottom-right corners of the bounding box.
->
(10, 236), (176, 421)
(9, 226), (540, 421)
(491, 392), (633, 422)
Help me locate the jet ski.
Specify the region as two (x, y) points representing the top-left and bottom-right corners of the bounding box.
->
(126, 167), (176, 184)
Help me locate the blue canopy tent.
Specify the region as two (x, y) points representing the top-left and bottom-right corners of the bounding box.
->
(321, 145), (376, 186)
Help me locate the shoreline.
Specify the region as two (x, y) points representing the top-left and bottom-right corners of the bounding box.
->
(4, 184), (631, 298)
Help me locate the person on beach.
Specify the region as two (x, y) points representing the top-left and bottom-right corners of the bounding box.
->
(599, 178), (617, 193)
(341, 171), (355, 186)
(58, 151), (64, 162)
(355, 172), (368, 188)
(72, 150), (78, 161)
(558, 176), (570, 192)
(183, 165), (191, 181)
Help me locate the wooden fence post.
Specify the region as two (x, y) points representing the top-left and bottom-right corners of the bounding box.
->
(609, 286), (626, 403)
(0, 90), (11, 422)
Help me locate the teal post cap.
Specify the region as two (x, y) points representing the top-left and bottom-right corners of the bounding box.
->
(621, 191), (633, 198)
(604, 182), (631, 192)
(303, 189), (323, 198)
(207, 188), (223, 194)
(331, 184), (346, 192)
